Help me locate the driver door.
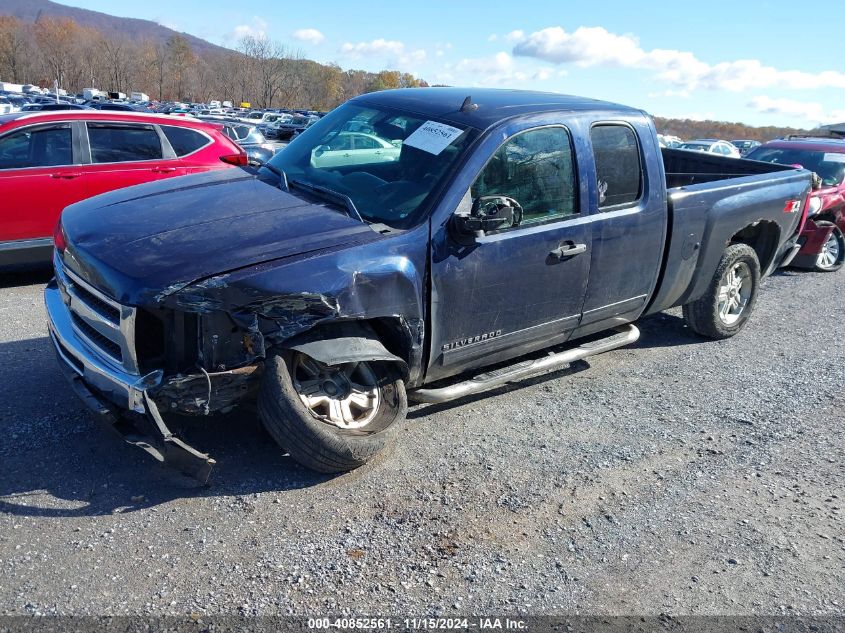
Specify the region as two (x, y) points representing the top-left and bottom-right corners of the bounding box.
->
(428, 125), (592, 381)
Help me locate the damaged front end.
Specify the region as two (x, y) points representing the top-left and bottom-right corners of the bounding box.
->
(47, 225), (428, 482)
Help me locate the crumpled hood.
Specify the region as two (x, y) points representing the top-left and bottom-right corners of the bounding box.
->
(60, 169), (379, 305)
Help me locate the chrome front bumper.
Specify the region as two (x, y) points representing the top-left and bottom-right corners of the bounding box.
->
(45, 280), (162, 413)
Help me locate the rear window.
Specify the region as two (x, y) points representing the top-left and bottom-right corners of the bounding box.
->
(244, 129), (266, 144)
(87, 123), (163, 163)
(590, 125), (642, 209)
(162, 126), (210, 156)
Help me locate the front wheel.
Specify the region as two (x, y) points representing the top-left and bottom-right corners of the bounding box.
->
(682, 243), (761, 339)
(258, 351), (407, 473)
(814, 222), (845, 272)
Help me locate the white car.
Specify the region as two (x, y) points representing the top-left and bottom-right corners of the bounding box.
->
(310, 132), (401, 168)
(678, 139), (741, 158)
(0, 97), (13, 115)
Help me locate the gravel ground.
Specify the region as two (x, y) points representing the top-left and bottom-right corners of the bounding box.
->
(0, 264), (842, 617)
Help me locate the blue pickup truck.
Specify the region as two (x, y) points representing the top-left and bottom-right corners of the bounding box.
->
(45, 88), (813, 480)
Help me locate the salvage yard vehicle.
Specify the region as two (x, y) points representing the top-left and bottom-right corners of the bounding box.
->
(746, 138), (845, 272)
(45, 88), (813, 481)
(678, 139), (742, 158)
(0, 111), (248, 266)
(310, 131), (401, 168)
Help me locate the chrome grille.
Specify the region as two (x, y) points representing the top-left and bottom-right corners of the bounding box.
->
(57, 263), (140, 375)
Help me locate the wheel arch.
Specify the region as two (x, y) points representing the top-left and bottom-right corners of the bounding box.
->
(278, 319), (414, 381)
(729, 220), (781, 274)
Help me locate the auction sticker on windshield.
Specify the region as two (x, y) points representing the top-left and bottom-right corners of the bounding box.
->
(823, 153), (845, 163)
(403, 120), (464, 155)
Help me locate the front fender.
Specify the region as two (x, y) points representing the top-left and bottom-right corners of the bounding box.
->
(282, 322), (408, 378)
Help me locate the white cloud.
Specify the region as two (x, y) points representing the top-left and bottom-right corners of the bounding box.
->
(232, 16), (268, 40)
(436, 52), (556, 87)
(505, 30), (524, 42)
(292, 28), (325, 45)
(513, 25), (845, 93)
(749, 96), (845, 126)
(339, 39), (426, 67)
(340, 39), (407, 59)
(487, 34), (498, 42)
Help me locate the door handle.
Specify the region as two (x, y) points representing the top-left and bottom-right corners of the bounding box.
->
(549, 242), (587, 259)
(151, 167), (177, 173)
(50, 172), (83, 179)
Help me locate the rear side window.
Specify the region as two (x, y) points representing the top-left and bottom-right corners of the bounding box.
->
(590, 125), (642, 209)
(162, 126), (210, 156)
(87, 123), (163, 163)
(0, 124), (72, 169)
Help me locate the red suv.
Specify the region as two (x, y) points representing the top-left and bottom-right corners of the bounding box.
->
(747, 138), (845, 272)
(0, 111), (248, 266)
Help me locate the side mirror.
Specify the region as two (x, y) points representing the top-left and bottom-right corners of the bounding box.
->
(450, 195), (523, 244)
(314, 145), (328, 157)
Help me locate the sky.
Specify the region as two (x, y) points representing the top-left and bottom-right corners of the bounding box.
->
(61, 0), (844, 128)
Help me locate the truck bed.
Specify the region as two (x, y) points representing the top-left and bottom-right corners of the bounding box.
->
(645, 149), (812, 316)
(662, 147), (794, 189)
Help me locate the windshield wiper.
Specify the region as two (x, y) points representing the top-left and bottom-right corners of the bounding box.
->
(288, 178), (365, 223)
(262, 163), (289, 191)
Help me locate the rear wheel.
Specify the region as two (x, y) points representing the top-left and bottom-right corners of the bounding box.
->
(683, 243), (761, 339)
(258, 350), (406, 473)
(814, 222), (845, 272)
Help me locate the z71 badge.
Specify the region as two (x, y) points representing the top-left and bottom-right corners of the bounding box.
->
(442, 330), (503, 352)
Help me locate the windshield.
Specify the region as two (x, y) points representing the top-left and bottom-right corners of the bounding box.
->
(679, 142), (709, 151)
(263, 102), (475, 228)
(746, 146), (845, 187)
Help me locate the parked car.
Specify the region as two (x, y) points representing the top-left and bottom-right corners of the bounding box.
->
(747, 138), (845, 271)
(678, 139), (741, 158)
(87, 102), (139, 112)
(656, 134), (682, 149)
(44, 88), (813, 481)
(272, 114), (317, 140)
(21, 102), (90, 112)
(260, 113), (293, 138)
(731, 139), (761, 157)
(0, 111), (247, 266)
(197, 116), (275, 166)
(310, 131), (401, 168)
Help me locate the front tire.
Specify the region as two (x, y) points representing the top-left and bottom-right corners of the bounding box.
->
(682, 243), (761, 339)
(814, 222), (845, 272)
(258, 351), (407, 473)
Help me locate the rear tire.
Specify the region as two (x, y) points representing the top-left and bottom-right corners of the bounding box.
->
(682, 243), (761, 339)
(258, 350), (406, 473)
(813, 222), (845, 272)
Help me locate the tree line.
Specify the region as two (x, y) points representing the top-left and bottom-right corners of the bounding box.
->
(0, 15), (427, 110)
(654, 117), (816, 143)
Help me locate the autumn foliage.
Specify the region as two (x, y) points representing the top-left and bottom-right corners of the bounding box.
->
(0, 15), (426, 110)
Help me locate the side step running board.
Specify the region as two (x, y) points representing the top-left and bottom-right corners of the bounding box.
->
(410, 324), (640, 404)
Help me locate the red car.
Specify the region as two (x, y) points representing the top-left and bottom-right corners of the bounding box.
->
(747, 138), (845, 272)
(0, 111), (248, 266)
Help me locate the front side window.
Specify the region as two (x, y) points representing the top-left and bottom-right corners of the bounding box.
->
(87, 123), (163, 163)
(471, 126), (579, 225)
(591, 125), (642, 209)
(0, 124), (72, 169)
